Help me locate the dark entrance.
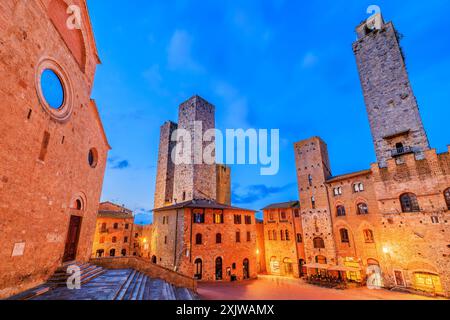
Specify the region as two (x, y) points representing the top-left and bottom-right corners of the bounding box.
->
(243, 258), (250, 280)
(215, 257), (223, 281)
(63, 215), (82, 262)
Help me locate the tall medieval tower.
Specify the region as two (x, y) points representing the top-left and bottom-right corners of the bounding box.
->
(294, 137), (337, 265)
(154, 121), (178, 208)
(164, 95), (217, 204)
(353, 14), (430, 167)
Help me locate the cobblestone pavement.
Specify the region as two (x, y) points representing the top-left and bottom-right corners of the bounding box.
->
(198, 276), (445, 300)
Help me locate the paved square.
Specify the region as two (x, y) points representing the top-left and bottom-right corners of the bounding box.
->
(198, 276), (443, 300)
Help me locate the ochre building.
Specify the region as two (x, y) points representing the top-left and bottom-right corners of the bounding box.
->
(92, 202), (135, 259)
(276, 13), (450, 297)
(0, 0), (109, 298)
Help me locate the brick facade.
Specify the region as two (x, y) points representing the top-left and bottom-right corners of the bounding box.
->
(151, 201), (257, 282)
(0, 0), (109, 298)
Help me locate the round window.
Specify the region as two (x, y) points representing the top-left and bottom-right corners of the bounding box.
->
(36, 58), (73, 122)
(40, 69), (65, 109)
(88, 148), (98, 168)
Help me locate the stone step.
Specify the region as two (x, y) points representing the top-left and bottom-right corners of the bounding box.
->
(113, 270), (138, 301)
(137, 276), (148, 301)
(130, 273), (146, 300)
(50, 264), (97, 280)
(175, 287), (197, 300)
(7, 285), (52, 301)
(162, 282), (176, 300)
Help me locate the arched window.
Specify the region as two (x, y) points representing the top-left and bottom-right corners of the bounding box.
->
(75, 199), (82, 210)
(109, 249), (116, 257)
(243, 258), (250, 280)
(363, 229), (374, 243)
(216, 233), (222, 244)
(336, 205), (346, 217)
(313, 237), (325, 249)
(121, 249), (127, 257)
(357, 203), (369, 215)
(444, 188), (450, 210)
(272, 230), (277, 241)
(215, 257), (223, 281)
(333, 187), (342, 196)
(113, 223), (119, 229)
(195, 233), (203, 245)
(268, 230), (272, 241)
(340, 229), (350, 243)
(96, 249), (104, 258)
(400, 193), (420, 212)
(194, 258), (203, 280)
(280, 230), (285, 241)
(151, 255), (157, 264)
(353, 183), (364, 193)
(308, 174), (313, 187)
(193, 209), (205, 224)
(112, 236), (117, 243)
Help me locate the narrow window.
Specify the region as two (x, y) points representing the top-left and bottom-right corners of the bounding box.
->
(280, 230), (285, 241)
(296, 233), (302, 243)
(246, 231), (251, 242)
(431, 216), (440, 224)
(313, 237), (325, 249)
(444, 188), (450, 210)
(340, 229), (350, 243)
(124, 236), (128, 243)
(195, 233), (202, 245)
(285, 230), (290, 241)
(39, 131), (50, 161)
(216, 233), (222, 244)
(308, 174), (313, 187)
(27, 109), (32, 120)
(236, 231), (241, 243)
(113, 223), (118, 229)
(121, 249), (127, 257)
(268, 230), (272, 241)
(110, 249), (116, 257)
(112, 236), (117, 243)
(336, 205), (346, 217)
(311, 196), (316, 209)
(182, 191), (186, 201)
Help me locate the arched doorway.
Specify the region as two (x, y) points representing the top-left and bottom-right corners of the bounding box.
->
(283, 258), (293, 276)
(366, 259), (383, 289)
(215, 257), (223, 281)
(243, 259), (250, 280)
(194, 258), (203, 280)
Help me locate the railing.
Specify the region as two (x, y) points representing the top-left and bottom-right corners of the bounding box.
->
(391, 146), (414, 157)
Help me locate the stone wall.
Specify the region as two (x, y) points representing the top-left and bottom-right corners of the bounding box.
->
(0, 0), (109, 299)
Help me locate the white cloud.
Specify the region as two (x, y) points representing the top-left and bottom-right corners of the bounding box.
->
(167, 29), (203, 72)
(301, 52), (319, 68)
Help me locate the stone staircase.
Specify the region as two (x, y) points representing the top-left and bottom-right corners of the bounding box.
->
(47, 261), (106, 287)
(112, 269), (197, 300)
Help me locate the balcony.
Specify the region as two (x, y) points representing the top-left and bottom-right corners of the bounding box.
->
(391, 146), (414, 157)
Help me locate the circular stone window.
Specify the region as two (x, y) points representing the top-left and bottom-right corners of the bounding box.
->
(36, 58), (73, 122)
(40, 69), (64, 109)
(88, 148), (98, 168)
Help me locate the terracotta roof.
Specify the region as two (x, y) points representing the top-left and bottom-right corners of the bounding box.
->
(153, 199), (255, 212)
(262, 201), (300, 210)
(98, 211), (134, 219)
(326, 169), (372, 183)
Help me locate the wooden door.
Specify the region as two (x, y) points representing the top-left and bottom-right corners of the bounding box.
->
(63, 215), (82, 262)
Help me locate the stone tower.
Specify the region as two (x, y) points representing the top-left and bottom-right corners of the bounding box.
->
(294, 137), (337, 265)
(353, 14), (430, 167)
(173, 95), (217, 203)
(216, 164), (231, 205)
(154, 121), (178, 209)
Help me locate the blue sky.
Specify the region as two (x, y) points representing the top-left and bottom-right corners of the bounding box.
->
(88, 1), (450, 224)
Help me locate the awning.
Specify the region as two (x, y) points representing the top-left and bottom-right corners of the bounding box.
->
(303, 263), (330, 269)
(328, 265), (362, 272)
